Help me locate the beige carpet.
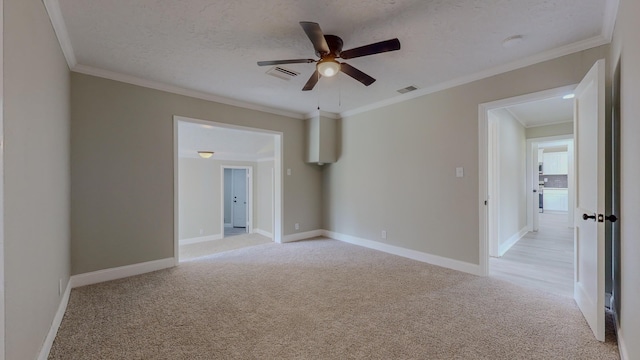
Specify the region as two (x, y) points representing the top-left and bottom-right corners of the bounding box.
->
(49, 238), (618, 359)
(179, 233), (272, 261)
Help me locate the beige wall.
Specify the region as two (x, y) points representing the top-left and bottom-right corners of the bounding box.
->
(257, 160), (275, 234)
(525, 122), (573, 139)
(324, 45), (608, 265)
(493, 109), (527, 250)
(609, 0), (640, 357)
(179, 158), (260, 240)
(71, 73), (323, 274)
(4, 0), (71, 358)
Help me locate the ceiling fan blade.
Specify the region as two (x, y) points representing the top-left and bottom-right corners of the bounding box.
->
(299, 21), (330, 55)
(340, 38), (401, 59)
(257, 59), (315, 66)
(302, 70), (321, 91)
(340, 63), (376, 86)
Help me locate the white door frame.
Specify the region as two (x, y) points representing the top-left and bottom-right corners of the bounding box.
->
(526, 136), (575, 232)
(222, 166), (252, 235)
(478, 84), (576, 276)
(173, 116), (284, 265)
(0, 0), (5, 357)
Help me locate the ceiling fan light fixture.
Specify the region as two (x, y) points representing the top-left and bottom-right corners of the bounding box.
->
(317, 59), (340, 77)
(198, 151), (214, 159)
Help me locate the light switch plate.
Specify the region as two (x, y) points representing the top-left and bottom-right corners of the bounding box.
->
(456, 167), (464, 178)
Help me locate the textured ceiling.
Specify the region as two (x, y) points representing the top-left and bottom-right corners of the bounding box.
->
(506, 95), (575, 128)
(54, 0), (614, 117)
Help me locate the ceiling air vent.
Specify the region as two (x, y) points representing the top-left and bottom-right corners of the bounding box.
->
(397, 85), (418, 94)
(266, 66), (300, 81)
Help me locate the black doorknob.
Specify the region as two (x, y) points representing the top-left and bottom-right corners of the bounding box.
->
(582, 213), (596, 221)
(606, 214), (618, 222)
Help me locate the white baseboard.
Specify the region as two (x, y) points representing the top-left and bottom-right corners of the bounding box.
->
(282, 229), (325, 243)
(254, 228), (273, 238)
(323, 230), (482, 276)
(498, 226), (528, 257)
(614, 309), (630, 360)
(179, 233), (222, 246)
(37, 281), (72, 360)
(70, 257), (175, 288)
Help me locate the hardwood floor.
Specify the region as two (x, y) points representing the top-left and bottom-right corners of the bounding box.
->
(490, 213), (574, 297)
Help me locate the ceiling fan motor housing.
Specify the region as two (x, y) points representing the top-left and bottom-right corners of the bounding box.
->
(321, 35), (344, 58)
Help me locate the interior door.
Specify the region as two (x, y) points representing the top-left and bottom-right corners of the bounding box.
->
(232, 169), (247, 228)
(574, 59), (605, 341)
(532, 143), (540, 232)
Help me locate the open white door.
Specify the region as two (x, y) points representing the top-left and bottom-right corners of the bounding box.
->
(573, 59), (605, 341)
(532, 144), (540, 232)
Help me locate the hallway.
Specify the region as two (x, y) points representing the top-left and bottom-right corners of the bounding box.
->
(490, 213), (573, 297)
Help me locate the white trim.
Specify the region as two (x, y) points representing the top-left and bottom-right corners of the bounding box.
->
(173, 119), (180, 265)
(525, 136), (575, 234)
(41, 0), (616, 124)
(525, 120), (573, 129)
(174, 116), (284, 252)
(602, 0), (620, 42)
(324, 230), (482, 276)
(282, 229), (324, 243)
(614, 310), (630, 360)
(479, 85), (578, 276)
(304, 109), (341, 120)
(498, 227), (528, 257)
(341, 37), (608, 119)
(0, 0), (5, 356)
(42, 0), (77, 68)
(221, 165), (253, 235)
(73, 65), (304, 120)
(37, 281), (71, 360)
(179, 234), (222, 246)
(254, 229), (273, 239)
(70, 258), (175, 288)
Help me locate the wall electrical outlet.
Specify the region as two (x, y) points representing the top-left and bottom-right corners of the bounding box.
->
(295, 223), (300, 231)
(199, 229), (204, 235)
(381, 230), (387, 239)
(287, 168), (292, 176)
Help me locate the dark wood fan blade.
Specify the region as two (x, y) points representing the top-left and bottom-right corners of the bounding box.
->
(257, 59), (315, 66)
(340, 38), (401, 59)
(302, 70), (321, 91)
(300, 21), (330, 55)
(340, 63), (376, 86)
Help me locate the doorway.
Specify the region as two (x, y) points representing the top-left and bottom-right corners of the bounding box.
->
(173, 116), (284, 263)
(480, 60), (610, 341)
(222, 167), (251, 237)
(480, 84), (578, 296)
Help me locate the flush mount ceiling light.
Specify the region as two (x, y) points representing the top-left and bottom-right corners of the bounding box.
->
(317, 58), (341, 77)
(562, 94), (575, 99)
(197, 151), (214, 159)
(502, 35), (524, 48)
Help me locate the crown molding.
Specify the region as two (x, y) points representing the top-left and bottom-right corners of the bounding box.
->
(304, 110), (341, 120)
(42, 0), (76, 68)
(44, 0), (617, 122)
(339, 34), (610, 118)
(72, 64), (306, 120)
(602, 0), (620, 42)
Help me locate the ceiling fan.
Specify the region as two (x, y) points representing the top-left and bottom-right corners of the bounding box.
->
(257, 22), (401, 91)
